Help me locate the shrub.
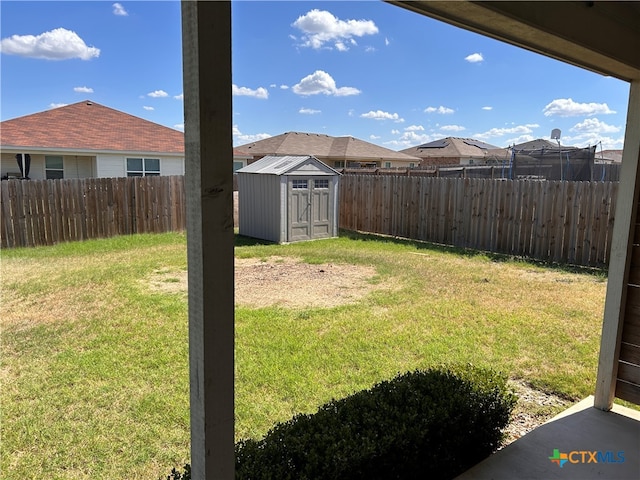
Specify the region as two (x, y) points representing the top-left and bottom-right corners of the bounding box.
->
(235, 365), (516, 479)
(164, 366), (515, 479)
(160, 464), (190, 480)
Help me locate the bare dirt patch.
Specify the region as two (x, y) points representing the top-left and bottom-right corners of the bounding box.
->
(147, 256), (386, 308)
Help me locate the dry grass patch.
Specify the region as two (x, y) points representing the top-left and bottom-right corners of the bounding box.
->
(147, 256), (393, 308)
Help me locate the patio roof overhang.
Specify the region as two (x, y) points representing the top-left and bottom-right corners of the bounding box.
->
(181, 2), (640, 477)
(387, 1), (640, 82)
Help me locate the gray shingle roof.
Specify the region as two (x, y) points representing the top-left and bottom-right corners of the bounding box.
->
(238, 131), (420, 162)
(399, 137), (499, 159)
(511, 139), (563, 150)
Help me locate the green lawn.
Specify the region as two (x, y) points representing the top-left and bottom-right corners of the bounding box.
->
(1, 231), (608, 479)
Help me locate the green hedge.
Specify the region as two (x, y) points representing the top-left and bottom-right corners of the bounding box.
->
(164, 365), (516, 480)
(235, 366), (516, 479)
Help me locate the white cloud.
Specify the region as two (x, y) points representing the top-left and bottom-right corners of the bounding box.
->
(385, 131), (440, 148)
(74, 86), (93, 93)
(370, 134), (381, 140)
(505, 134), (535, 146)
(475, 124), (539, 140)
(482, 106), (493, 111)
(405, 125), (424, 131)
(233, 125), (272, 146)
(424, 106), (454, 115)
(292, 70), (360, 96)
(143, 106), (154, 111)
(465, 53), (483, 63)
(564, 118), (624, 149)
(280, 85), (289, 90)
(0, 28), (100, 60)
(570, 118), (620, 134)
(174, 93), (183, 100)
(360, 110), (404, 122)
(299, 107), (321, 115)
(48, 102), (67, 109)
(543, 98), (615, 117)
(391, 129), (400, 135)
(112, 3), (128, 16)
(174, 123), (184, 131)
(147, 90), (168, 98)
(232, 84), (269, 99)
(292, 9), (378, 50)
(385, 37), (390, 46)
(335, 42), (348, 52)
(563, 133), (624, 150)
(597, 137), (625, 150)
(440, 125), (466, 132)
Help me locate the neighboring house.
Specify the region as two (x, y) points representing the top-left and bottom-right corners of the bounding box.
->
(1, 100), (186, 180)
(510, 138), (562, 150)
(237, 131), (421, 169)
(233, 148), (252, 172)
(595, 149), (623, 164)
(399, 137), (504, 166)
(0, 100), (250, 180)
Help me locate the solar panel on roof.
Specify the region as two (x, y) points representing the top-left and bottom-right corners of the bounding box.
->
(463, 139), (497, 150)
(417, 139), (449, 149)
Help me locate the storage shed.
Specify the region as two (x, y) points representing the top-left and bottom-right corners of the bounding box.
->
(237, 155), (340, 243)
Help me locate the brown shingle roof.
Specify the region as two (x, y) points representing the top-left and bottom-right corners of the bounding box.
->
(400, 137), (500, 159)
(512, 139), (562, 150)
(0, 100), (184, 154)
(238, 131), (420, 161)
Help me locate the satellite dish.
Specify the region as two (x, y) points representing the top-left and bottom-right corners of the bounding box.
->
(551, 128), (562, 140)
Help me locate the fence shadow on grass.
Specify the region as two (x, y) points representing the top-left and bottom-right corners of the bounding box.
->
(338, 229), (607, 278)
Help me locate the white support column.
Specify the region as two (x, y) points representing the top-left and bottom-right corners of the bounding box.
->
(594, 79), (640, 410)
(181, 2), (234, 477)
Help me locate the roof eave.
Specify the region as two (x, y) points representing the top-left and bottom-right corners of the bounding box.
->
(0, 145), (185, 157)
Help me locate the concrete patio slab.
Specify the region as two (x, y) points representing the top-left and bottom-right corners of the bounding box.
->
(456, 396), (640, 480)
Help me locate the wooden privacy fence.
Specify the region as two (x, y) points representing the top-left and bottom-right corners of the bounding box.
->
(1, 176), (186, 248)
(1, 174), (619, 268)
(339, 175), (618, 268)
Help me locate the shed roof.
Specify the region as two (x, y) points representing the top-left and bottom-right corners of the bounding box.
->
(0, 100), (184, 154)
(237, 155), (340, 176)
(237, 131), (420, 162)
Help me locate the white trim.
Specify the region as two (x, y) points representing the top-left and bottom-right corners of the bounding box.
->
(0, 145), (184, 158)
(594, 80), (640, 410)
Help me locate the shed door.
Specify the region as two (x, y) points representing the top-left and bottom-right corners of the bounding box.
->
(288, 178), (333, 241)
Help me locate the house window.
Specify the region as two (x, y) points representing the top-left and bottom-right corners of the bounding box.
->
(334, 161), (345, 168)
(314, 179), (329, 189)
(409, 163), (415, 168)
(384, 162), (392, 168)
(45, 156), (64, 179)
(127, 158), (160, 176)
(233, 161), (244, 172)
(292, 179), (308, 189)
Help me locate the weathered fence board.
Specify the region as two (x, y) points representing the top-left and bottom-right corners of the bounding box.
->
(339, 175), (618, 268)
(1, 176), (187, 248)
(2, 175), (620, 268)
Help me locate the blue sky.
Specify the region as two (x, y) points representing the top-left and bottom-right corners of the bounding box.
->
(0, 1), (631, 151)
